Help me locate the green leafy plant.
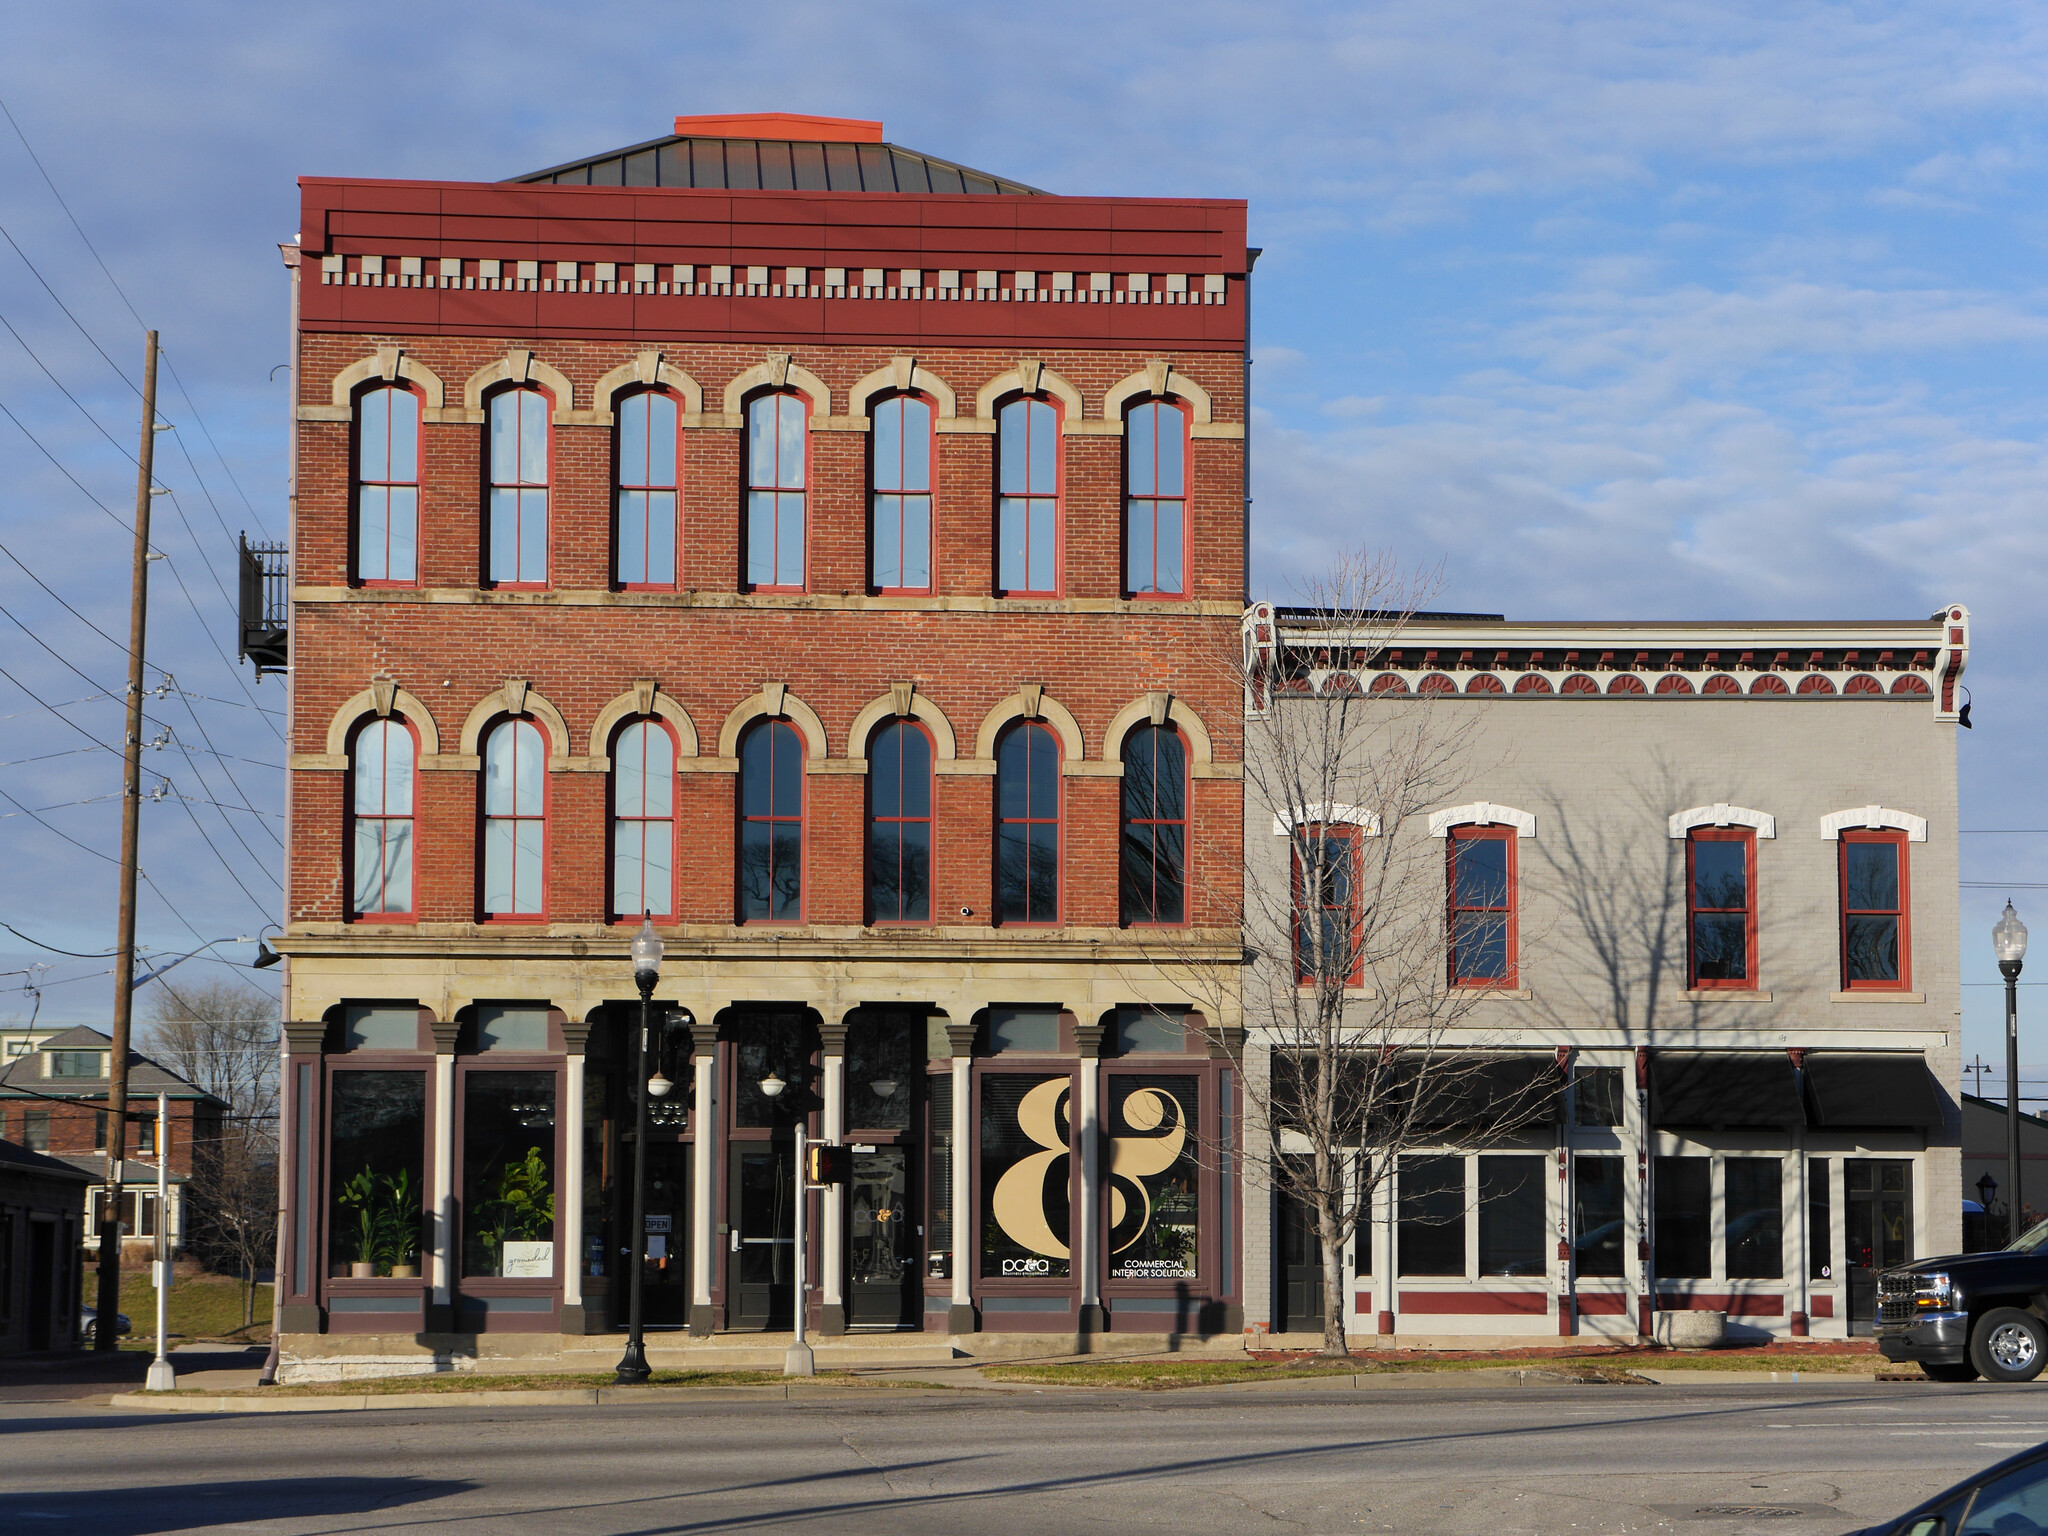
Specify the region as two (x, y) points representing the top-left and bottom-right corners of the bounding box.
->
(374, 1168), (418, 1270)
(477, 1147), (555, 1272)
(335, 1168), (380, 1267)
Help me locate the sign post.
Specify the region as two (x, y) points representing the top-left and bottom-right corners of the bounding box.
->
(145, 1092), (174, 1392)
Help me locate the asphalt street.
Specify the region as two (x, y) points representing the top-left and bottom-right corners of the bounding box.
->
(5, 1377), (2047, 1536)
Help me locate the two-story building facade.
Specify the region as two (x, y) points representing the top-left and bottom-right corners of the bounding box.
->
(273, 114), (1249, 1356)
(1241, 605), (1968, 1343)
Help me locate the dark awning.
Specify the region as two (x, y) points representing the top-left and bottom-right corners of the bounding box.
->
(1802, 1051), (1943, 1130)
(1399, 1052), (1564, 1132)
(1650, 1052), (1802, 1129)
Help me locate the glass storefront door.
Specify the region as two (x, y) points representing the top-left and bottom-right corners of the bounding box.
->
(637, 1141), (691, 1326)
(1276, 1167), (1323, 1332)
(1846, 1158), (1912, 1335)
(727, 1145), (795, 1330)
(846, 1148), (917, 1328)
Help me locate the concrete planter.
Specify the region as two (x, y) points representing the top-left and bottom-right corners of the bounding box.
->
(1655, 1310), (1727, 1348)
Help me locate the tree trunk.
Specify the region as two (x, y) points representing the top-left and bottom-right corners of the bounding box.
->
(1318, 1199), (1348, 1358)
(242, 1257), (255, 1329)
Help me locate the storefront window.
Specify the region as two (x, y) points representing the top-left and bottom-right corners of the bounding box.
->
(1653, 1155), (1711, 1279)
(731, 1013), (810, 1128)
(1108, 1075), (1199, 1281)
(327, 1072), (425, 1278)
(1809, 1158), (1832, 1278)
(462, 1072), (557, 1278)
(1726, 1157), (1783, 1279)
(927, 1072), (953, 1279)
(1397, 1155), (1464, 1276)
(1113, 1006), (1186, 1055)
(1572, 1067), (1623, 1127)
(847, 1011), (920, 1131)
(1477, 1155), (1546, 1276)
(981, 1073), (1070, 1279)
(582, 1061), (610, 1285)
(1573, 1155), (1626, 1277)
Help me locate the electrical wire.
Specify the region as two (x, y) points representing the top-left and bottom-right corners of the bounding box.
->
(0, 921), (117, 958)
(0, 539), (145, 666)
(0, 305), (140, 467)
(0, 393), (134, 534)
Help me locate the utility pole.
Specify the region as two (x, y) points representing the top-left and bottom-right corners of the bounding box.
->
(97, 329), (158, 1349)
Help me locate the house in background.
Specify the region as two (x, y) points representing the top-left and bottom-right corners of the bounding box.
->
(1961, 1093), (2048, 1242)
(0, 1136), (91, 1352)
(0, 1026), (223, 1258)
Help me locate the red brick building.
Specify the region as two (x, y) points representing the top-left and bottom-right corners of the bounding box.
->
(274, 114), (1249, 1352)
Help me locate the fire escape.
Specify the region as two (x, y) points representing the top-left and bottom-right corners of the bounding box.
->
(237, 534), (289, 676)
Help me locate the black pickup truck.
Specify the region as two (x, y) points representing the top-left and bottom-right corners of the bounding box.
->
(1878, 1223), (2048, 1383)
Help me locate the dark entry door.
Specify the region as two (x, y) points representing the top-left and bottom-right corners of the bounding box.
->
(847, 1148), (917, 1328)
(637, 1141), (691, 1327)
(1846, 1158), (1912, 1336)
(1277, 1185), (1324, 1333)
(27, 1220), (54, 1350)
(727, 1144), (795, 1330)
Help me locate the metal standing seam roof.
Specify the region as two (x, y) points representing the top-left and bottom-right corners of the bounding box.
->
(513, 135), (1046, 196)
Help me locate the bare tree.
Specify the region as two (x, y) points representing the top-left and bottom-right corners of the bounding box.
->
(145, 979), (279, 1327)
(1145, 551), (1556, 1356)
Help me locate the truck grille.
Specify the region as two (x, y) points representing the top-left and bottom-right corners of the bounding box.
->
(1877, 1272), (1920, 1324)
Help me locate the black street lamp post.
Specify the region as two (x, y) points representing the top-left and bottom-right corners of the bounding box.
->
(1995, 902), (2030, 1242)
(615, 918), (665, 1385)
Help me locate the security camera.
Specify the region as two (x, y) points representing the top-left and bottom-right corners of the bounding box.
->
(960, 906), (973, 918)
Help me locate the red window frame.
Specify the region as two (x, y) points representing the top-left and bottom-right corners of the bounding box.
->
(609, 717), (678, 921)
(1686, 827), (1757, 989)
(1292, 823), (1364, 987)
(996, 395), (1062, 597)
(479, 716), (549, 922)
(866, 718), (935, 925)
(1124, 397), (1190, 599)
(485, 385), (552, 589)
(737, 718), (806, 923)
(1840, 829), (1911, 991)
(353, 382), (421, 588)
(1446, 825), (1517, 987)
(614, 387), (682, 591)
(1119, 723), (1188, 927)
(994, 721), (1062, 925)
(744, 391), (809, 593)
(346, 716), (418, 922)
(871, 393), (935, 595)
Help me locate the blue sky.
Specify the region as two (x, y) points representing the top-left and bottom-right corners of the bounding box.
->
(0, 2), (2042, 1084)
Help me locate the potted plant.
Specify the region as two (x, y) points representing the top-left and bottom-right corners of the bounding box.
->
(335, 1167), (380, 1277)
(375, 1168), (419, 1278)
(477, 1147), (555, 1277)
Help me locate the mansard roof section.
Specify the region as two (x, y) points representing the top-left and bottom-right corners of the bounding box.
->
(513, 131), (1046, 198)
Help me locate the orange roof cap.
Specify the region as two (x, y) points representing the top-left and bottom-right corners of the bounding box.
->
(672, 113), (883, 143)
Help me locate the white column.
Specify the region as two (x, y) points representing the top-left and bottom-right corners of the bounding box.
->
(561, 1053), (585, 1310)
(1625, 1064), (1649, 1338)
(951, 1055), (972, 1312)
(1077, 1063), (1100, 1314)
(821, 1052), (845, 1322)
(691, 1050), (716, 1318)
(1372, 1153), (1394, 1333)
(431, 1051), (456, 1309)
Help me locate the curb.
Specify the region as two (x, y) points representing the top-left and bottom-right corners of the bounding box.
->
(105, 1382), (924, 1412)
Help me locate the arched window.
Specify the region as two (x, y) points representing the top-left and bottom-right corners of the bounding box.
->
(616, 390), (679, 587)
(611, 720), (675, 919)
(871, 394), (933, 592)
(487, 387), (549, 586)
(995, 722), (1060, 924)
(482, 718), (546, 915)
(355, 385), (419, 584)
(867, 720), (932, 923)
(738, 720), (803, 921)
(350, 718), (415, 917)
(745, 392), (807, 591)
(997, 397), (1059, 595)
(1119, 724), (1186, 924)
(1125, 399), (1187, 596)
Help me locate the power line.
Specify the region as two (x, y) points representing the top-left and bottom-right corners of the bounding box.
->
(0, 921), (117, 958)
(155, 557), (283, 741)
(0, 539), (146, 666)
(158, 349), (272, 538)
(0, 393), (134, 534)
(0, 305), (140, 467)
(0, 93), (145, 333)
(0, 213), (137, 398)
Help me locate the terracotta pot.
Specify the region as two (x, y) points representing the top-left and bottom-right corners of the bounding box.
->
(390, 1263), (418, 1278)
(349, 1261), (376, 1278)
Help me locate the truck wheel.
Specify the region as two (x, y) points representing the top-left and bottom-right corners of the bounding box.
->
(1970, 1309), (2048, 1383)
(1921, 1362), (1980, 1383)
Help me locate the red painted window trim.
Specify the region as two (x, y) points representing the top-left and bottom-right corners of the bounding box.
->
(608, 716), (679, 921)
(479, 715), (550, 922)
(995, 394), (1063, 598)
(1119, 723), (1189, 927)
(1446, 825), (1517, 988)
(1123, 397), (1191, 600)
(352, 381), (423, 588)
(1839, 828), (1911, 991)
(736, 718), (806, 924)
(1292, 822), (1365, 987)
(345, 715), (419, 922)
(865, 718), (936, 925)
(993, 720), (1063, 926)
(1685, 827), (1757, 989)
(743, 390), (809, 594)
(484, 384), (553, 590)
(870, 392), (935, 596)
(613, 387), (683, 591)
